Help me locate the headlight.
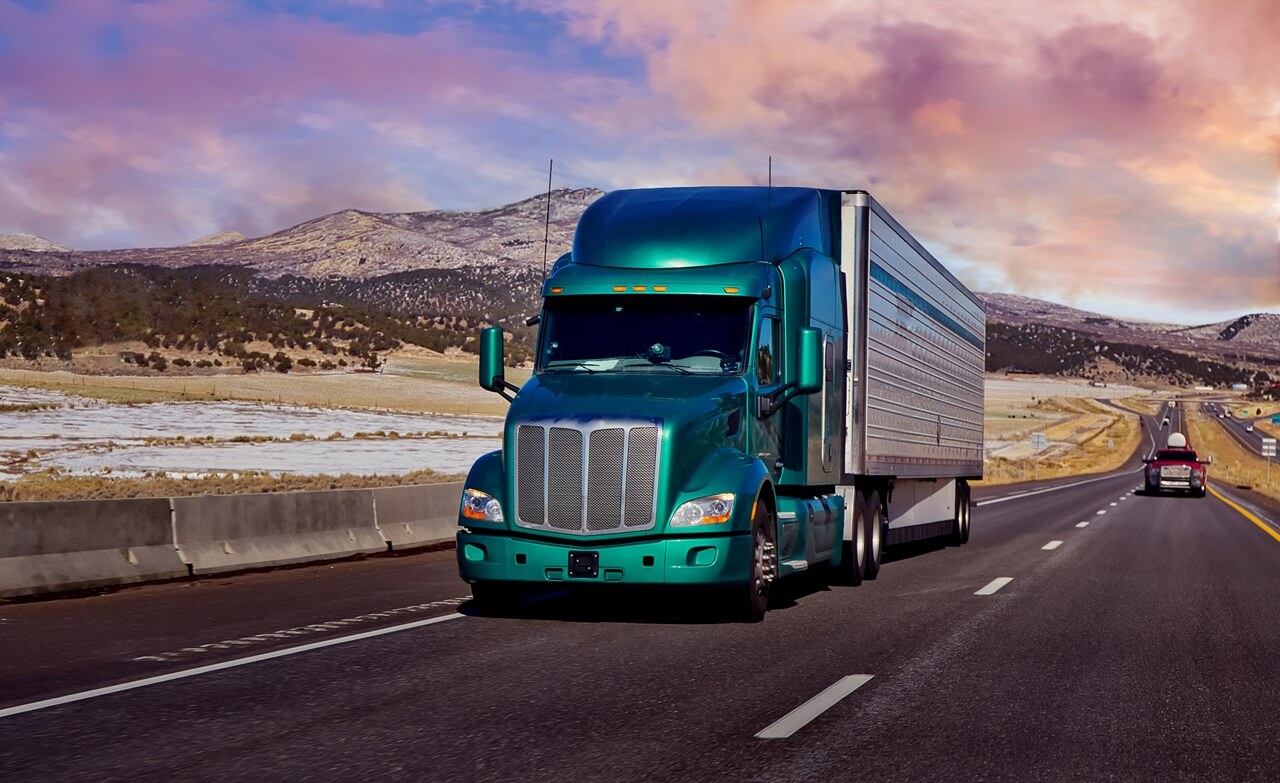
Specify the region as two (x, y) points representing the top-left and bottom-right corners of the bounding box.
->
(461, 488), (504, 523)
(670, 493), (735, 527)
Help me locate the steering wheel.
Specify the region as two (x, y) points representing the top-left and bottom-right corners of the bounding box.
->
(687, 349), (731, 360)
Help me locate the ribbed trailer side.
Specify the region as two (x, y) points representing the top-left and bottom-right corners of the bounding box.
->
(841, 192), (985, 479)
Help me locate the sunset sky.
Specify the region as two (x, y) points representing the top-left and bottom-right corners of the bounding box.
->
(1, 0), (1276, 323)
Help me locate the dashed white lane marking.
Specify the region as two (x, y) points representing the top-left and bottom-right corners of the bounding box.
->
(1042, 540), (1064, 550)
(975, 578), (1013, 596)
(0, 612), (466, 721)
(1109, 502), (1118, 507)
(756, 675), (874, 739)
(1076, 521), (1090, 528)
(132, 597), (470, 662)
(1096, 510), (1107, 516)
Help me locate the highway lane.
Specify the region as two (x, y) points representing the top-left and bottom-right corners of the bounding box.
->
(6, 465), (1280, 781)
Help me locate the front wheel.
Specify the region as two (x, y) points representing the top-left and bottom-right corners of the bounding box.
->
(738, 498), (776, 622)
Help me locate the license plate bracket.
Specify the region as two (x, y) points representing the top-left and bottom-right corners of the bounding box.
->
(568, 551), (599, 579)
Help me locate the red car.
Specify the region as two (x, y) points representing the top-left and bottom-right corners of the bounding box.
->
(1143, 433), (1210, 497)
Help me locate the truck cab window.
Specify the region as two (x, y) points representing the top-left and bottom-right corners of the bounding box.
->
(757, 316), (781, 385)
(538, 294), (751, 375)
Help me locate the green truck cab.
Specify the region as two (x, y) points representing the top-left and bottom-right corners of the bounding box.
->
(458, 187), (985, 621)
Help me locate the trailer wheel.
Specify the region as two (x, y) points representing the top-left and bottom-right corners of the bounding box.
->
(863, 491), (883, 581)
(949, 482), (966, 546)
(738, 498), (776, 622)
(837, 497), (866, 586)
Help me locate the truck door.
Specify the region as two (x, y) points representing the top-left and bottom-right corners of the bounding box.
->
(752, 314), (783, 477)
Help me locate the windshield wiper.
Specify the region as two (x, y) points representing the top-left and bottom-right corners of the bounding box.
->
(541, 362), (600, 373)
(617, 361), (692, 374)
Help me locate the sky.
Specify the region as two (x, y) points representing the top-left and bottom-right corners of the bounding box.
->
(0, 0), (1277, 324)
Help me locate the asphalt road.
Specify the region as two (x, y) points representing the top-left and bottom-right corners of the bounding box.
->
(5, 432), (1280, 781)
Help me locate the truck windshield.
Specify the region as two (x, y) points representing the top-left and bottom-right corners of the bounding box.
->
(538, 295), (752, 375)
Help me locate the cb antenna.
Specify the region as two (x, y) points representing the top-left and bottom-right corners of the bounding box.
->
(541, 158), (554, 280)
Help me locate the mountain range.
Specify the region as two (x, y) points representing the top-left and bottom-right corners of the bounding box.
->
(2, 190), (1277, 387)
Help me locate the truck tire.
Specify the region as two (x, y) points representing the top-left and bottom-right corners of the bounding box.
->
(738, 498), (776, 622)
(949, 481), (967, 546)
(960, 482), (972, 544)
(863, 491), (883, 581)
(837, 497), (866, 586)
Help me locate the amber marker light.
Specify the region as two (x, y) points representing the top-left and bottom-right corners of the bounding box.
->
(612, 285), (627, 292)
(632, 285), (647, 292)
(723, 287), (740, 294)
(653, 285), (668, 292)
(550, 287), (563, 294)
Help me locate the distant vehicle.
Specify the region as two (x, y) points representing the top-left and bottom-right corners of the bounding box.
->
(1246, 425), (1254, 432)
(1144, 433), (1209, 498)
(1169, 401), (1177, 408)
(1162, 417), (1170, 427)
(1219, 413), (1225, 418)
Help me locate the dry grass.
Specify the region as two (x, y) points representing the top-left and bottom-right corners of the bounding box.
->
(977, 398), (1142, 486)
(0, 355), (532, 415)
(1186, 408), (1280, 504)
(0, 469), (464, 503)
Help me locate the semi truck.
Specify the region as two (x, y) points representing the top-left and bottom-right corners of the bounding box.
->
(458, 186), (985, 620)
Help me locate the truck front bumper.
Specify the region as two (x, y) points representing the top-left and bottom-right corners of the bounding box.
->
(456, 530), (752, 586)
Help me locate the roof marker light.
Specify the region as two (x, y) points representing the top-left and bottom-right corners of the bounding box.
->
(612, 285), (627, 292)
(632, 285), (647, 292)
(653, 285), (668, 292)
(723, 287), (740, 294)
(550, 287), (563, 294)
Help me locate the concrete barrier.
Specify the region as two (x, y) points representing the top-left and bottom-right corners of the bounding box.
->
(0, 498), (186, 598)
(372, 483), (463, 550)
(172, 489), (385, 575)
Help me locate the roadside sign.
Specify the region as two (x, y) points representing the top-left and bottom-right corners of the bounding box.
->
(1031, 432), (1046, 450)
(1264, 438), (1277, 458)
(1271, 414), (1280, 425)
(1107, 439), (1114, 450)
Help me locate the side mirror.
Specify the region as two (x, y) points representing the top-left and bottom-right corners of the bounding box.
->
(479, 327), (505, 392)
(796, 327), (823, 395)
(1206, 456), (1214, 465)
(479, 327), (519, 400)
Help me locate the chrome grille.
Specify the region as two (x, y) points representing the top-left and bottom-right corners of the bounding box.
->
(1161, 465), (1191, 478)
(515, 420), (660, 534)
(516, 425), (545, 525)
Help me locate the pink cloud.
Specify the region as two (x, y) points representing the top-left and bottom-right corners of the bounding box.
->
(534, 0), (1280, 317)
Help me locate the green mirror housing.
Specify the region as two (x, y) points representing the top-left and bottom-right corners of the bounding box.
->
(479, 326), (506, 393)
(796, 327), (823, 395)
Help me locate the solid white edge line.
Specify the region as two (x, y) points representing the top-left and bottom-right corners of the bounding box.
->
(976, 467), (1142, 507)
(1042, 540), (1064, 550)
(0, 612), (466, 721)
(755, 675), (874, 739)
(975, 577), (1013, 595)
